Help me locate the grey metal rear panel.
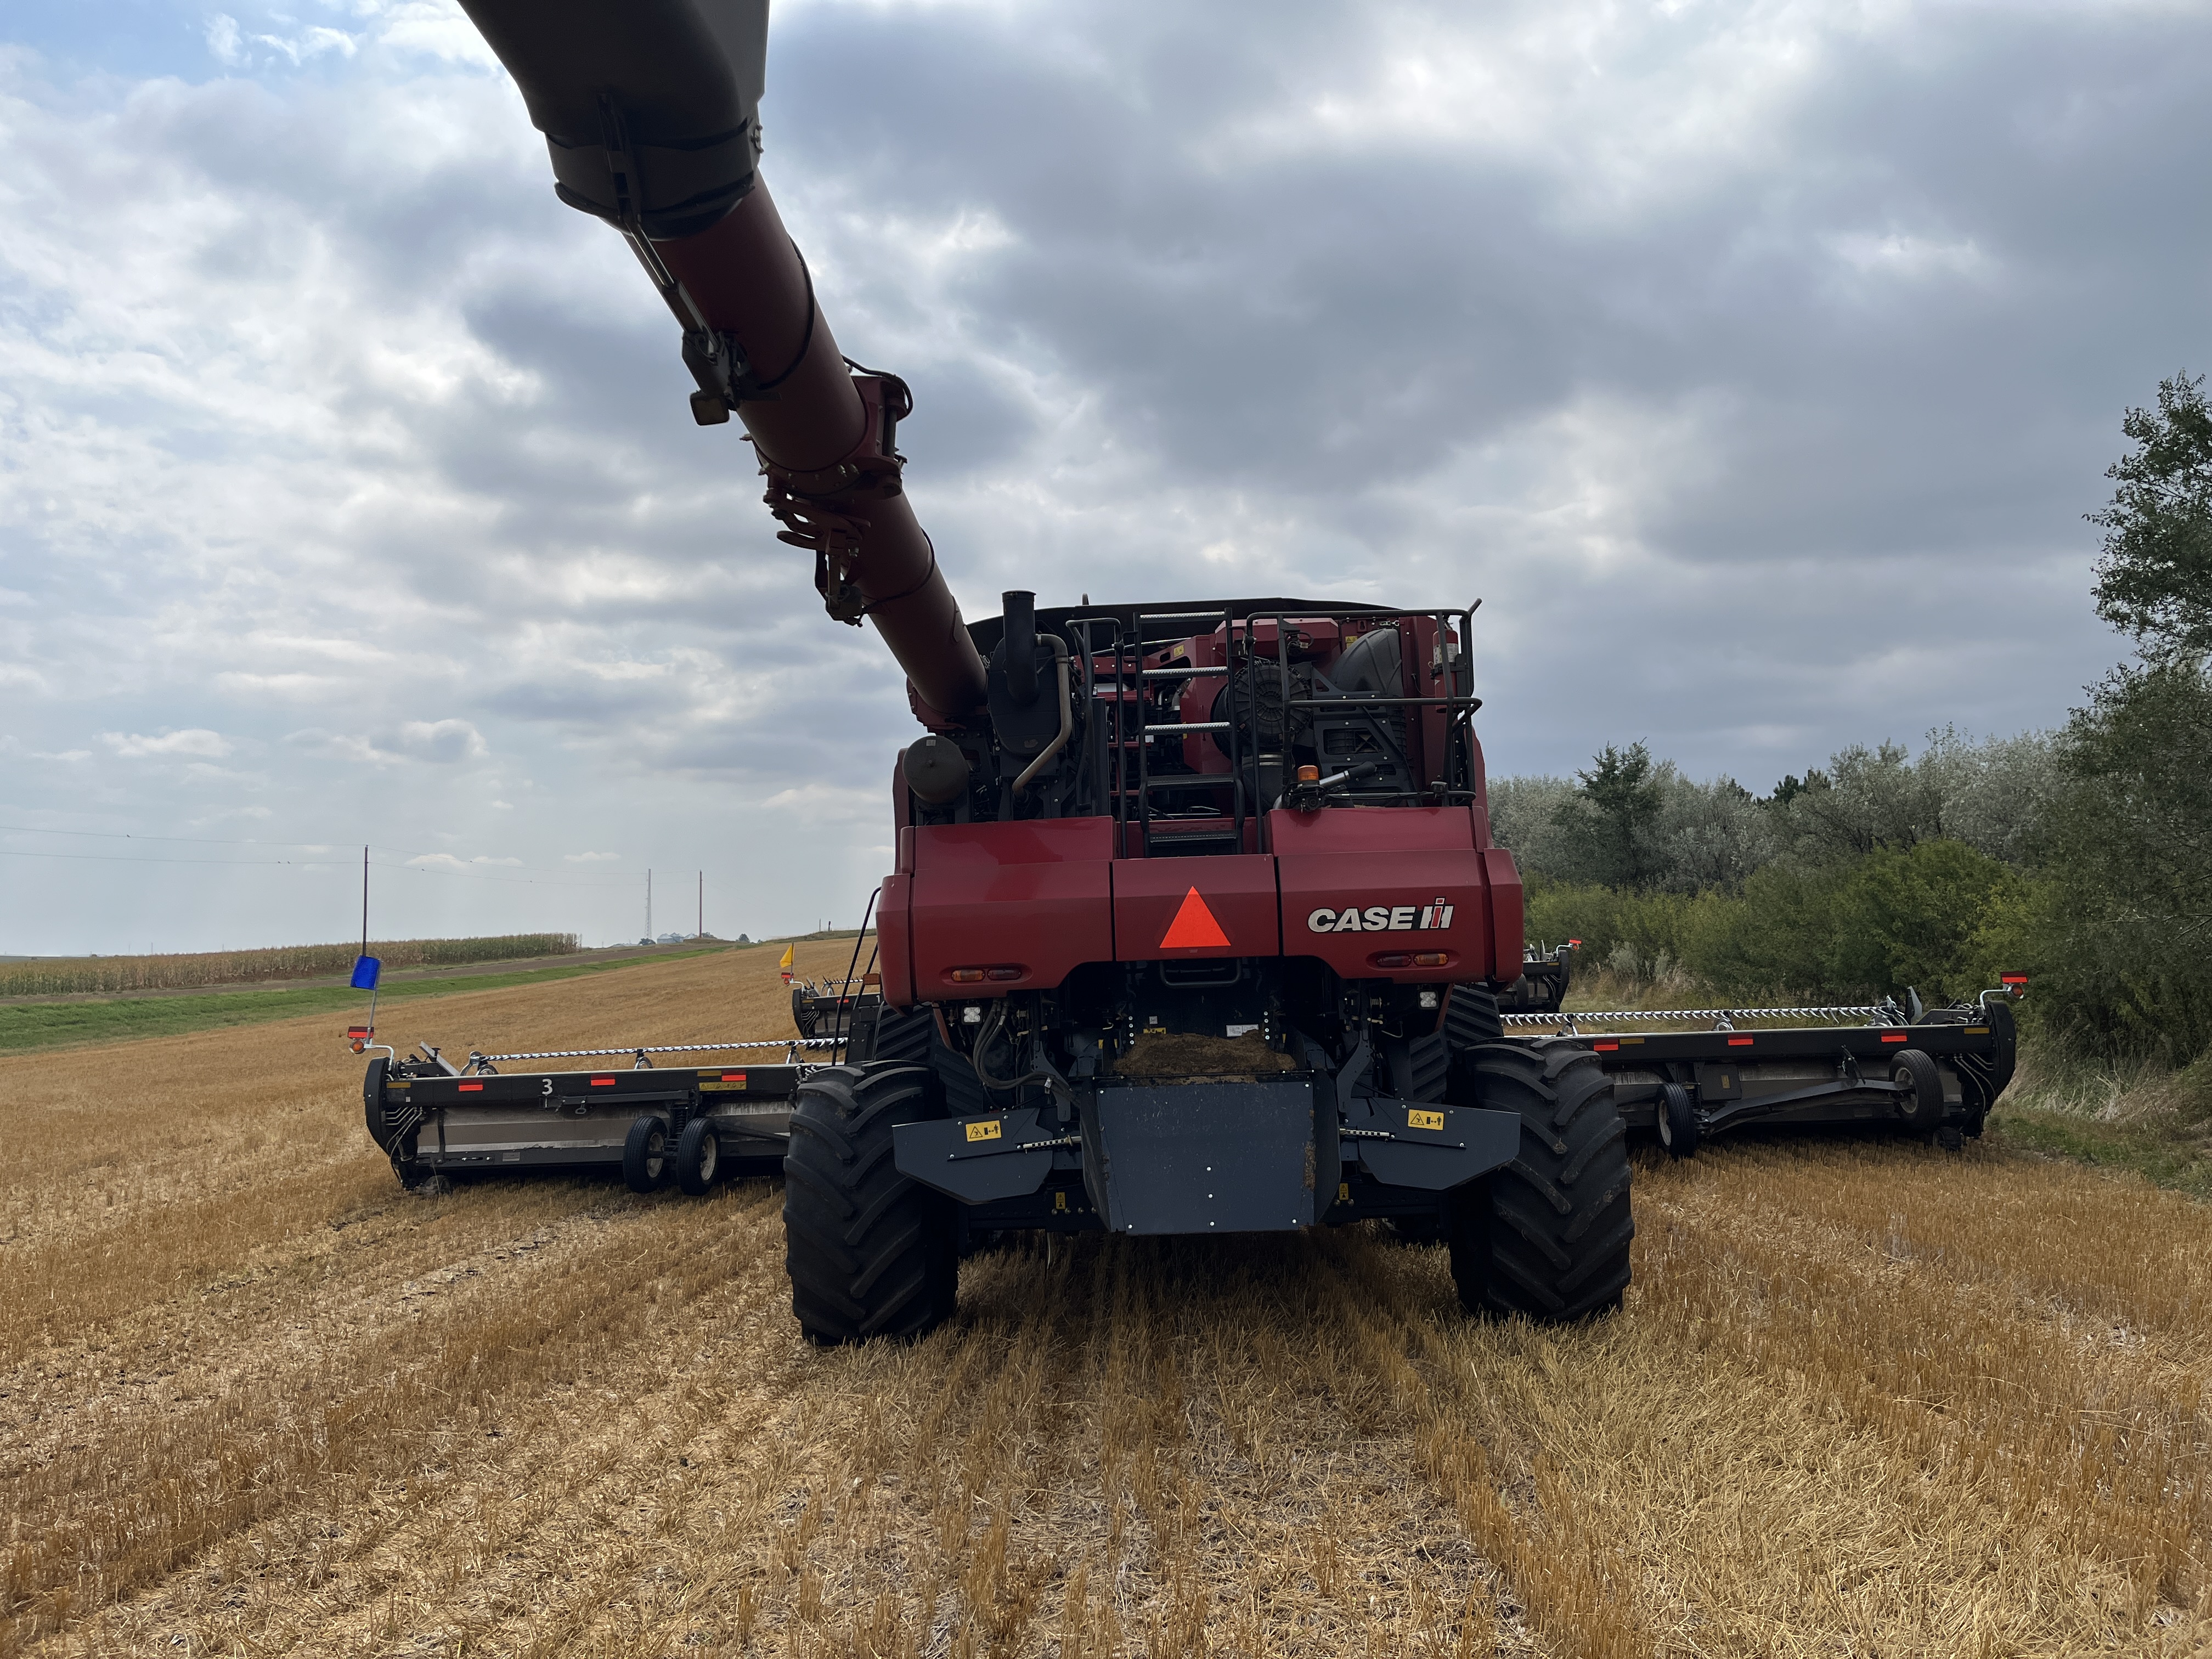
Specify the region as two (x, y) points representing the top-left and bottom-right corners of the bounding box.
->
(419, 1102), (791, 1167)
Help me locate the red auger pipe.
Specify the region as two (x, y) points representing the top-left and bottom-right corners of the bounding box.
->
(454, 0), (987, 721)
(654, 188), (987, 718)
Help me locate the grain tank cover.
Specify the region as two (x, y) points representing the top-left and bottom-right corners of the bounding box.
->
(458, 0), (770, 239)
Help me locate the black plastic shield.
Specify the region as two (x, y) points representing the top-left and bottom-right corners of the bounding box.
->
(893, 1108), (1056, 1204)
(1086, 1080), (1320, 1235)
(1342, 1096), (1519, 1190)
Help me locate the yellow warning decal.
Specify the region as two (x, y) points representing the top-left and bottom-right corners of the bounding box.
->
(1407, 1108), (1445, 1131)
(1965, 1026), (1989, 1035)
(1054, 1190), (1068, 1211)
(1338, 1182), (1351, 1202)
(965, 1119), (1003, 1143)
(387, 1080), (411, 1090)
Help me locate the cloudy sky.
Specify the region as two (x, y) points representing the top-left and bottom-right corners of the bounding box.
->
(3, 0), (2207, 956)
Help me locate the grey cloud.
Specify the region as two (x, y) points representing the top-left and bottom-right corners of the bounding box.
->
(284, 719), (486, 765)
(4, 0), (2208, 951)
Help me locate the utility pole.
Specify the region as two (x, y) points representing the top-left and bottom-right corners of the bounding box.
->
(697, 871), (703, 939)
(646, 869), (653, 941)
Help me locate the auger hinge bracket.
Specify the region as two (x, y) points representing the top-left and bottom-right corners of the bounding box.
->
(682, 329), (772, 425)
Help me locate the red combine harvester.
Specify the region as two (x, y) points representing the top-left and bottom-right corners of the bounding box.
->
(364, 0), (2019, 1344)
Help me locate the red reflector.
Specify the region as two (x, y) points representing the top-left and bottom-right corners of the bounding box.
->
(2001, 973), (2028, 985)
(721, 1073), (744, 1082)
(590, 1077), (617, 1086)
(1593, 1040), (1619, 1052)
(1159, 886), (1231, 951)
(1726, 1036), (1753, 1047)
(1881, 1032), (1909, 1043)
(458, 1082), (483, 1092)
(1372, 952), (1412, 969)
(346, 1026), (369, 1037)
(986, 966), (1023, 982)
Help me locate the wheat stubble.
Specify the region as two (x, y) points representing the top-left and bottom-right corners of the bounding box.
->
(6, 950), (2210, 1656)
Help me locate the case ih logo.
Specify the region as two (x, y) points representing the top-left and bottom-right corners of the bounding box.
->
(1306, 897), (1455, 934)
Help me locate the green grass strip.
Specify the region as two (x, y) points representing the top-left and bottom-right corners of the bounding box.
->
(1990, 1105), (2212, 1203)
(0, 949), (731, 1055)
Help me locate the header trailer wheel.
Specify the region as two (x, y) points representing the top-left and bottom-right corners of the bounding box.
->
(624, 1116), (672, 1193)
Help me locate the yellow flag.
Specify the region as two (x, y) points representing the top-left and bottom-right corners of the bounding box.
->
(777, 943), (795, 971)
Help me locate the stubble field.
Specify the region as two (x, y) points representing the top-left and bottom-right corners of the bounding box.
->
(3, 943), (2209, 1657)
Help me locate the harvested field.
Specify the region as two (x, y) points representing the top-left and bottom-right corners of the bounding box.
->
(3, 945), (2209, 1656)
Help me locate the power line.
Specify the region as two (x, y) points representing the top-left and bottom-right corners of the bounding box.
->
(0, 847), (633, 890)
(0, 823), (633, 882)
(0, 827), (641, 889)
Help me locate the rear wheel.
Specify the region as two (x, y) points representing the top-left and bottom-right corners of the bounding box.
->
(623, 1116), (671, 1193)
(674, 1118), (720, 1194)
(1657, 1081), (1700, 1158)
(1447, 1043), (1634, 1321)
(783, 1063), (956, 1346)
(1892, 1049), (1945, 1133)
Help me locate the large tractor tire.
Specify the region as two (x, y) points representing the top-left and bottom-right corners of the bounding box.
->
(1447, 1043), (1634, 1321)
(783, 1063), (957, 1346)
(1444, 983), (1506, 1047)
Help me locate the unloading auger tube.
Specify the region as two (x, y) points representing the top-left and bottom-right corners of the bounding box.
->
(455, 0), (986, 720)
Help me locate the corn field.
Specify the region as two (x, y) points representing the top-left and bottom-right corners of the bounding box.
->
(1, 941), (2207, 1656)
(0, 934), (583, 997)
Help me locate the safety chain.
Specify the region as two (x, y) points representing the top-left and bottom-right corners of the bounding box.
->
(1500, 1003), (1906, 1035)
(465, 1037), (839, 1066)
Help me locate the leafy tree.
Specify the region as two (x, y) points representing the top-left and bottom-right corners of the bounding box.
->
(1550, 743), (1667, 889)
(2018, 658), (2212, 1062)
(1826, 840), (2021, 1002)
(1768, 771), (1828, 808)
(2088, 371), (2212, 661)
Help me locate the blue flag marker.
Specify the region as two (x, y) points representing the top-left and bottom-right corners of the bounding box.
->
(351, 956), (382, 991)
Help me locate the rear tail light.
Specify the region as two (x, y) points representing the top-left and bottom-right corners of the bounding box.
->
(949, 966), (1025, 984)
(950, 968), (985, 983)
(1370, 951), (1454, 970)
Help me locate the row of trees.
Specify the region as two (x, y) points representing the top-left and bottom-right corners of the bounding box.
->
(1494, 374), (2212, 1069)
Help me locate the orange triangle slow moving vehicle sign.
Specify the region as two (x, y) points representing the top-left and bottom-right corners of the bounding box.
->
(1159, 886), (1231, 950)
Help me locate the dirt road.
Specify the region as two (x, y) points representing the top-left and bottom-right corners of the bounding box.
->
(3, 945), (2207, 1656)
